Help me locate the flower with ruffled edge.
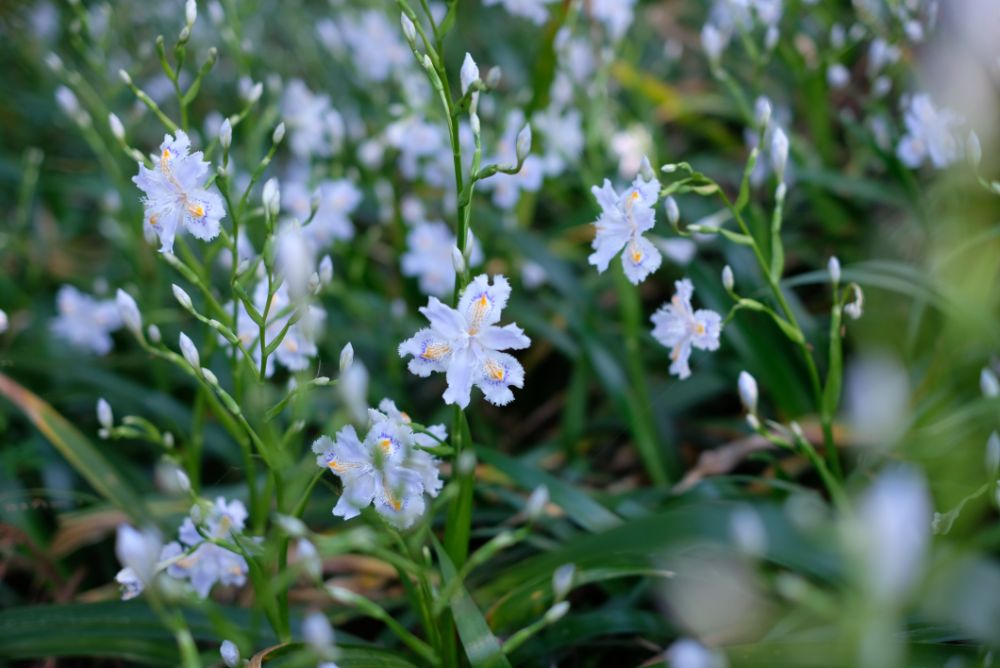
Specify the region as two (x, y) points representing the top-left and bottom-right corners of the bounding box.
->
(132, 130), (225, 253)
(398, 274), (531, 408)
(588, 168), (662, 285)
(650, 279), (722, 379)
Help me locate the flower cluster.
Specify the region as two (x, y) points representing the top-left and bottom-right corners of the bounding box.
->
(399, 274), (531, 408)
(313, 400), (444, 528)
(160, 497), (251, 598)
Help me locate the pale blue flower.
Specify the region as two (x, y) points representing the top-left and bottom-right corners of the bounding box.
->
(374, 398), (445, 497)
(897, 93), (964, 169)
(281, 80), (344, 159)
(482, 110), (544, 210)
(650, 279), (722, 379)
(588, 169), (662, 285)
(159, 497), (249, 599)
(340, 10), (410, 82)
(132, 130), (225, 253)
(401, 220), (483, 298)
(398, 274), (531, 408)
(282, 178), (361, 246)
(312, 414), (436, 529)
(483, 0), (556, 25)
(51, 285), (122, 355)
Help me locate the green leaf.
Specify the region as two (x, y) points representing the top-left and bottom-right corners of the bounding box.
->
(0, 372), (150, 523)
(434, 539), (513, 668)
(476, 447), (622, 533)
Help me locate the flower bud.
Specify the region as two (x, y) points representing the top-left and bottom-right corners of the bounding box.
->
(116, 289), (142, 337)
(163, 431), (175, 449)
(722, 265), (734, 291)
(552, 563), (575, 601)
(276, 514), (307, 537)
(178, 26), (190, 42)
(515, 124), (532, 163)
(247, 81), (263, 104)
(201, 367), (219, 386)
(771, 127), (789, 183)
(339, 342), (354, 373)
(464, 229), (477, 260)
(308, 272), (321, 295)
(118, 68), (132, 85)
(179, 333), (200, 370)
(981, 368), (1000, 398)
(319, 255), (333, 284)
(97, 398), (113, 430)
(987, 431), (1000, 478)
(296, 538), (322, 580)
(262, 178), (280, 217)
(470, 112), (481, 136)
(746, 413), (761, 431)
(526, 485), (549, 521)
(544, 601), (570, 624)
(460, 52), (480, 95)
(220, 640), (240, 668)
(171, 284), (193, 311)
(639, 155), (655, 182)
(451, 245), (466, 274)
(146, 324), (161, 344)
(844, 284), (864, 320)
(109, 113), (125, 141)
(272, 122), (286, 145)
(457, 450), (476, 476)
(185, 0), (197, 26)
(754, 97), (772, 130)
(400, 13), (416, 45)
(828, 256), (841, 285)
(738, 371), (758, 414)
(664, 196), (679, 226)
(219, 118), (232, 150)
(0, 309), (7, 334)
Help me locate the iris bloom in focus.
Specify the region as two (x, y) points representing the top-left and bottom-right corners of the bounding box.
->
(588, 166), (662, 284)
(651, 279), (722, 379)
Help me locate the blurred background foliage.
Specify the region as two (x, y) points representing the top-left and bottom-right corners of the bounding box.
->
(2, 0), (1000, 666)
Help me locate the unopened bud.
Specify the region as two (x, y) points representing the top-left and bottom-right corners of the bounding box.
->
(544, 601), (570, 624)
(116, 289), (142, 337)
(981, 368), (1000, 398)
(451, 245), (466, 274)
(97, 398), (113, 430)
(179, 333), (200, 370)
(987, 431), (1000, 477)
(118, 69), (132, 86)
(639, 155), (655, 182)
(844, 284), (864, 320)
(738, 371), (758, 414)
(664, 196), (679, 226)
(828, 256), (841, 285)
(220, 640), (240, 668)
(460, 52), (480, 95)
(185, 0), (197, 26)
(171, 284), (193, 311)
(262, 178), (280, 216)
(771, 127), (789, 183)
(319, 255), (333, 284)
(516, 124), (532, 163)
(272, 121), (285, 145)
(201, 367), (219, 386)
(552, 563), (575, 600)
(755, 97), (772, 130)
(400, 13), (416, 45)
(219, 118), (232, 150)
(339, 342), (354, 373)
(109, 113), (125, 141)
(722, 265), (734, 291)
(486, 66), (502, 88)
(526, 485), (549, 521)
(247, 81), (263, 104)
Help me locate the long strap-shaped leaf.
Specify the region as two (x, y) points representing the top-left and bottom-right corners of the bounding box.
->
(0, 372), (149, 523)
(433, 537), (513, 668)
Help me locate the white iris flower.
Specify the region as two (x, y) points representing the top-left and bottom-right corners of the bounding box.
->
(399, 275), (531, 408)
(650, 279), (723, 379)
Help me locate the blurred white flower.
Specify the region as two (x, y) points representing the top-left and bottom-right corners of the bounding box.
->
(588, 168), (662, 285)
(848, 466), (931, 603)
(666, 638), (729, 668)
(303, 611), (335, 653)
(220, 640), (240, 668)
(399, 274), (531, 408)
(281, 80), (343, 158)
(590, 0), (635, 40)
(483, 0), (556, 25)
(402, 220), (483, 298)
(897, 93), (964, 169)
(284, 178), (361, 247)
(133, 130), (225, 253)
(651, 279), (723, 379)
(843, 351), (910, 448)
(340, 11), (410, 82)
(981, 367), (1000, 397)
(51, 285), (122, 355)
(114, 524), (162, 600)
(738, 371), (758, 414)
(160, 497), (249, 598)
